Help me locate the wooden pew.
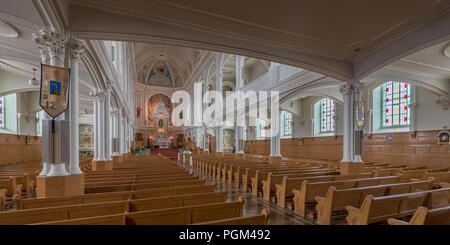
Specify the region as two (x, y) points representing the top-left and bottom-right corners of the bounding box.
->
(397, 167), (449, 181)
(32, 214), (127, 225)
(261, 169), (340, 201)
(3, 192), (228, 224)
(292, 176), (400, 217)
(345, 187), (450, 225)
(387, 206), (450, 225)
(314, 180), (433, 225)
(253, 170), (340, 197)
(85, 179), (206, 194)
(0, 201), (129, 225)
(421, 171), (450, 184)
(14, 185), (215, 210)
(194, 209), (270, 225)
(276, 172), (374, 208)
(126, 198), (244, 225)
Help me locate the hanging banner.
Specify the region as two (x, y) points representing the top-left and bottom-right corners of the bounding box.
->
(39, 64), (70, 119)
(355, 100), (365, 129)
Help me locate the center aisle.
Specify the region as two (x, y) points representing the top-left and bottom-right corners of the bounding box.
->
(158, 152), (313, 225)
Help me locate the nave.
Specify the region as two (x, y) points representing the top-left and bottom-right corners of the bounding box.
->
(0, 0), (449, 227)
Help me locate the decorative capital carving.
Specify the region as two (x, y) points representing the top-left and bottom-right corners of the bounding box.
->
(89, 89), (105, 101)
(47, 31), (65, 56)
(32, 29), (50, 57)
(69, 39), (84, 60)
(436, 94), (449, 110)
(339, 81), (353, 95)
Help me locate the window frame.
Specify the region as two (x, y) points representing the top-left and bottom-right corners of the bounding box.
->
(281, 111), (293, 138)
(0, 96), (5, 129)
(320, 98), (335, 133)
(380, 81), (411, 129)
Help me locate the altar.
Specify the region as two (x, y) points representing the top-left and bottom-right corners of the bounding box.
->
(153, 139), (171, 149)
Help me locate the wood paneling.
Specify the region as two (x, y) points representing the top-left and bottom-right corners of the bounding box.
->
(0, 133), (41, 165)
(244, 130), (450, 168)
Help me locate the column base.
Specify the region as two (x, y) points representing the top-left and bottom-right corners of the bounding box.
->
(268, 156), (282, 164)
(36, 174), (85, 198)
(340, 162), (363, 175)
(92, 160), (113, 171)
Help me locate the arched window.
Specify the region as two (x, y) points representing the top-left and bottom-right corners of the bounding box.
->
(256, 119), (265, 139)
(320, 98), (335, 132)
(281, 111), (292, 137)
(382, 81), (410, 127)
(0, 96), (4, 128)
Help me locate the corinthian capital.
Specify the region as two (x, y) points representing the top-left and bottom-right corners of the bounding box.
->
(339, 81), (353, 95)
(32, 29), (50, 57)
(69, 39), (84, 60)
(89, 89), (105, 101)
(47, 31), (65, 56)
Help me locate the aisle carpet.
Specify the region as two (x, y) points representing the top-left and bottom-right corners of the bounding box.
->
(150, 148), (180, 161)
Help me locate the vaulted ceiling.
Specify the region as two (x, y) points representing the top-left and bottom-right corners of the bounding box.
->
(133, 42), (208, 87)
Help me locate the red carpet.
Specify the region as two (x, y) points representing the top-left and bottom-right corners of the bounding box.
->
(151, 148), (180, 161)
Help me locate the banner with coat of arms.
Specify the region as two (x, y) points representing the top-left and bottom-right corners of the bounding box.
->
(39, 64), (70, 118)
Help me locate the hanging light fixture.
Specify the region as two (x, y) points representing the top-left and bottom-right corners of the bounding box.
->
(28, 68), (38, 86)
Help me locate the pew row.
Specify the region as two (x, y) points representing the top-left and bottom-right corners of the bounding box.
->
(314, 180), (433, 225)
(0, 192), (229, 224)
(387, 206), (450, 225)
(345, 188), (450, 225)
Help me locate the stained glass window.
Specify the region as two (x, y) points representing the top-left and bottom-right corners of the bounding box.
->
(382, 81), (410, 127)
(257, 119), (265, 139)
(320, 98), (335, 132)
(281, 111), (292, 137)
(0, 96), (4, 128)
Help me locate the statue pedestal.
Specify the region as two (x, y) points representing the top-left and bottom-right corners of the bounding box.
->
(340, 162), (363, 175)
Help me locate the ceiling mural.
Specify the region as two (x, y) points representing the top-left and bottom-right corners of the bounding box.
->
(147, 60), (173, 84)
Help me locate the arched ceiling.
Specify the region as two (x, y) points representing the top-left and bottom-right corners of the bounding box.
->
(134, 42), (209, 87)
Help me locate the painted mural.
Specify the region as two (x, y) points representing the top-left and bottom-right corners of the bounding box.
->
(147, 60), (173, 84)
(147, 93), (173, 126)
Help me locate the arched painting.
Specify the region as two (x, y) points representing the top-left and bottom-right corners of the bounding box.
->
(147, 93), (173, 126)
(147, 60), (173, 84)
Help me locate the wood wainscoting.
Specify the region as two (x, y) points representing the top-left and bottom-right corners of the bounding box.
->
(0, 133), (42, 165)
(363, 130), (449, 168)
(244, 130), (450, 168)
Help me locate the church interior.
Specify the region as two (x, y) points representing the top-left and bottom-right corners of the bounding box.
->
(0, 0), (449, 227)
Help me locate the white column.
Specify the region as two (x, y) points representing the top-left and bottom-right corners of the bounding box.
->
(104, 81), (112, 161)
(97, 92), (106, 161)
(92, 97), (98, 161)
(120, 111), (126, 155)
(111, 110), (119, 156)
(33, 29), (51, 176)
(216, 54), (223, 153)
(202, 69), (209, 151)
(235, 55), (245, 154)
(46, 31), (69, 176)
(270, 100), (281, 157)
(340, 81), (353, 162)
(68, 39), (84, 174)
